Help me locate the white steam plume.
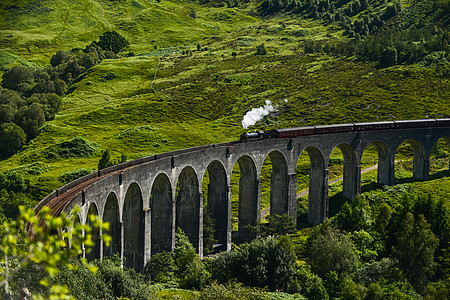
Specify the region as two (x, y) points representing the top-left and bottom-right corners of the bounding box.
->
(242, 100), (275, 129)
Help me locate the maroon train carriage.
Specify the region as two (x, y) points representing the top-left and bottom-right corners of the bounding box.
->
(393, 119), (437, 129)
(354, 121), (395, 131)
(276, 126), (316, 138)
(315, 123), (354, 134)
(436, 118), (450, 127)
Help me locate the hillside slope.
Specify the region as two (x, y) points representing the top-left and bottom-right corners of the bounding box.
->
(0, 0), (449, 200)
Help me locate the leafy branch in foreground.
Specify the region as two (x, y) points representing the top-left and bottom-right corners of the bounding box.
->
(0, 206), (109, 300)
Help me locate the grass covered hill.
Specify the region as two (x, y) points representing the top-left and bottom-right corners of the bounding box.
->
(0, 0), (449, 206)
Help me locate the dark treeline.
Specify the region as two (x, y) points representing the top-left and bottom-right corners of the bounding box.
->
(0, 31), (129, 159)
(258, 0), (449, 67)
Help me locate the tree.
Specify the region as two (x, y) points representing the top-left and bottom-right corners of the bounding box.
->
(1, 65), (34, 95)
(0, 123), (26, 158)
(307, 224), (359, 277)
(246, 214), (296, 238)
(0, 206), (108, 299)
(14, 103), (45, 140)
(211, 237), (296, 291)
(380, 47), (397, 67)
(392, 213), (439, 293)
(98, 149), (112, 170)
(256, 43), (267, 55)
(30, 93), (62, 120)
(97, 31), (129, 54)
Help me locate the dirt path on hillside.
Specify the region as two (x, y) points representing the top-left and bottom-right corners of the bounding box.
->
(261, 163), (379, 218)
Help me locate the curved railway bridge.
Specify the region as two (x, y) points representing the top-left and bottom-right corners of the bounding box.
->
(35, 120), (450, 271)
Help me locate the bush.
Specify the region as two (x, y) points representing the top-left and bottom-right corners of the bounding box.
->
(47, 137), (100, 159)
(1, 65), (34, 95)
(256, 43), (267, 55)
(211, 237), (296, 292)
(0, 122), (26, 157)
(14, 102), (45, 139)
(59, 168), (93, 183)
(307, 224), (359, 278)
(97, 31), (129, 54)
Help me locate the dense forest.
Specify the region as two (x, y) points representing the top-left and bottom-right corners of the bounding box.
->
(0, 0), (449, 299)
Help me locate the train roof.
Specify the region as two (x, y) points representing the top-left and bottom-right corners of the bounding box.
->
(276, 126), (315, 132)
(354, 121), (395, 126)
(394, 119), (436, 124)
(315, 123), (354, 128)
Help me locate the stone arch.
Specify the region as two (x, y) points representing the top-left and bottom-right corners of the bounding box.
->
(236, 155), (259, 241)
(103, 192), (121, 258)
(395, 138), (427, 180)
(266, 151), (289, 217)
(150, 173), (173, 255)
(334, 143), (358, 199)
(204, 160), (230, 252)
(429, 137), (450, 175)
(86, 202), (100, 260)
(299, 147), (326, 224)
(176, 166), (201, 251)
(123, 182), (144, 271)
(363, 141), (393, 186)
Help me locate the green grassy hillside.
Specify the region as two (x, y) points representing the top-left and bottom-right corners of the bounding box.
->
(0, 0), (449, 207)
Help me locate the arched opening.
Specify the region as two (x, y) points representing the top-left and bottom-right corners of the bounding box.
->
(202, 161), (229, 255)
(361, 141), (393, 188)
(123, 183), (144, 271)
(176, 167), (201, 252)
(327, 144), (358, 216)
(395, 139), (426, 182)
(297, 147), (326, 225)
(430, 137), (450, 176)
(103, 193), (121, 258)
(86, 203), (100, 261)
(150, 174), (173, 255)
(232, 155), (259, 242)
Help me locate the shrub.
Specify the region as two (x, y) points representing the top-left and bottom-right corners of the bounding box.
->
(307, 224), (359, 278)
(256, 43), (267, 55)
(59, 168), (93, 183)
(97, 31), (129, 54)
(0, 122), (26, 157)
(211, 237), (296, 292)
(47, 137), (100, 159)
(14, 102), (45, 139)
(1, 65), (34, 95)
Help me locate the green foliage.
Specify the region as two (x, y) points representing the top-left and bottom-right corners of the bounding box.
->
(0, 123), (26, 158)
(211, 237), (296, 291)
(196, 281), (267, 300)
(287, 264), (328, 300)
(203, 207), (217, 255)
(1, 65), (34, 95)
(334, 196), (372, 232)
(97, 31), (129, 54)
(174, 228), (210, 289)
(0, 206), (108, 299)
(256, 43), (267, 55)
(247, 214), (296, 238)
(14, 102), (45, 140)
(392, 212), (439, 293)
(145, 252), (175, 282)
(47, 137), (100, 159)
(55, 258), (158, 300)
(29, 93), (62, 121)
(98, 149), (112, 170)
(307, 224), (359, 277)
(59, 168), (93, 184)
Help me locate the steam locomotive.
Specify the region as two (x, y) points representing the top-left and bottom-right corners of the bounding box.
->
(240, 119), (450, 142)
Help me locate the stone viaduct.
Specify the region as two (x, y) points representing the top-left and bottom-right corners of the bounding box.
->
(36, 124), (450, 272)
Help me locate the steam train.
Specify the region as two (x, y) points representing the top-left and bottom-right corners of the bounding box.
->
(240, 119), (450, 142)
